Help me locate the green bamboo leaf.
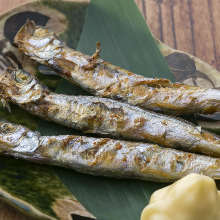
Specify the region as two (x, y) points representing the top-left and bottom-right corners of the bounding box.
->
(75, 0), (174, 80)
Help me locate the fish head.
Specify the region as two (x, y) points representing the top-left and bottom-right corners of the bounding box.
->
(14, 20), (63, 64)
(0, 120), (39, 153)
(0, 120), (23, 151)
(0, 68), (43, 105)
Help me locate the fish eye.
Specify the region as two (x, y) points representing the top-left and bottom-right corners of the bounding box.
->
(0, 123), (16, 134)
(14, 70), (32, 84)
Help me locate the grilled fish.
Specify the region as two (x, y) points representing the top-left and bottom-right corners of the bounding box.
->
(1, 68), (220, 157)
(1, 120), (220, 182)
(14, 20), (220, 115)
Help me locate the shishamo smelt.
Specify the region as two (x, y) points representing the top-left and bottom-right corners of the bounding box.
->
(14, 20), (220, 115)
(1, 120), (220, 182)
(1, 68), (220, 157)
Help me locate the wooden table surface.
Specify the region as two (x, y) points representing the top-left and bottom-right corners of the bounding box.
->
(1, 0), (220, 219)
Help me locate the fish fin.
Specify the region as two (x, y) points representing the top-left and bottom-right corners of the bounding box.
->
(91, 41), (101, 60)
(83, 42), (102, 70)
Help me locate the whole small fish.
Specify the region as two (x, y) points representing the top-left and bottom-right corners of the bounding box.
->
(14, 20), (220, 115)
(1, 120), (220, 182)
(1, 68), (220, 157)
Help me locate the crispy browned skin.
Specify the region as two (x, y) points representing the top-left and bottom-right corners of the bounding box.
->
(2, 68), (220, 158)
(14, 20), (220, 115)
(1, 120), (220, 182)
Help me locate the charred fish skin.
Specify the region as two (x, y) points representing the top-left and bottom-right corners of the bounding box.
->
(14, 20), (220, 115)
(1, 120), (220, 183)
(1, 68), (220, 157)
